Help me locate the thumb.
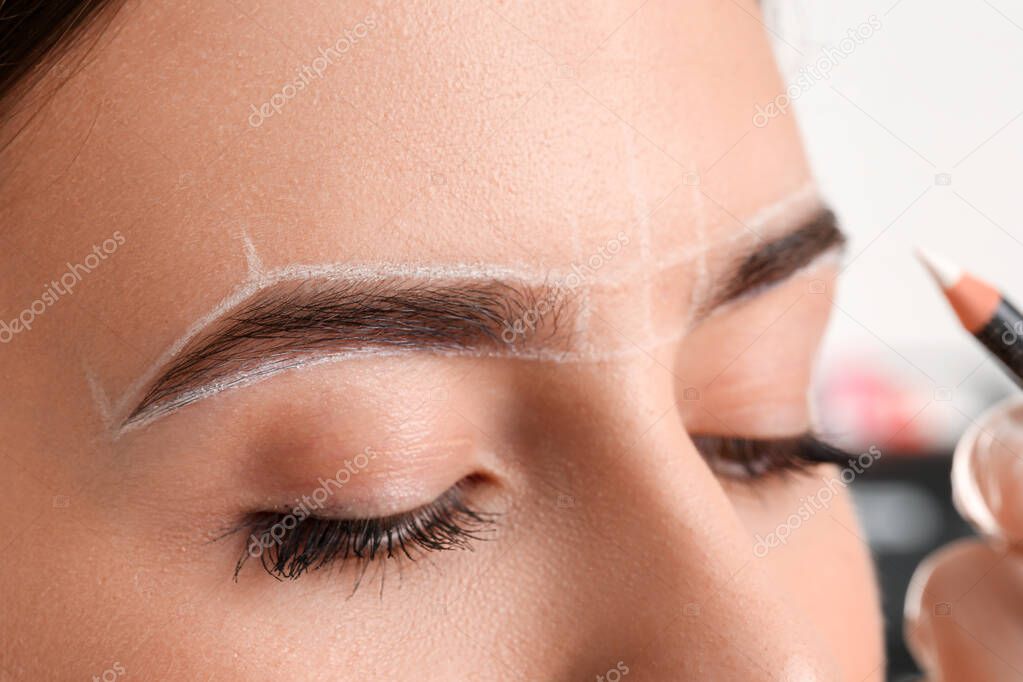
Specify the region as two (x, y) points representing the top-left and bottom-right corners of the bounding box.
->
(904, 540), (1023, 681)
(952, 396), (1023, 542)
(904, 397), (1023, 680)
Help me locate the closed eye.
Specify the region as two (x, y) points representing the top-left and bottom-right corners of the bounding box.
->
(692, 434), (854, 481)
(230, 477), (496, 584)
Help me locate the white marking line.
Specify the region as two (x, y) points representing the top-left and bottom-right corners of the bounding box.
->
(629, 179), (818, 283)
(240, 225), (263, 280)
(622, 124), (655, 338)
(109, 261), (578, 423)
(85, 364), (113, 429)
(685, 179), (711, 331)
(566, 211), (594, 353)
(105, 182), (821, 430)
(120, 348), (412, 434)
(118, 325), (700, 435)
(744, 181), (817, 236)
(574, 284), (594, 356)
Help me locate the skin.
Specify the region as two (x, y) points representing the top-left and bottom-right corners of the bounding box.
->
(906, 397), (1023, 680)
(0, 1), (883, 680)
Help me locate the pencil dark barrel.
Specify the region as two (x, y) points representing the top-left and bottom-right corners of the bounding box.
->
(975, 298), (1023, 384)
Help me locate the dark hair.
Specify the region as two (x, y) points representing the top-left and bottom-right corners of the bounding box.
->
(0, 0), (118, 115)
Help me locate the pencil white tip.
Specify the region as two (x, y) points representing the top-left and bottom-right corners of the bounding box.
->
(916, 248), (962, 288)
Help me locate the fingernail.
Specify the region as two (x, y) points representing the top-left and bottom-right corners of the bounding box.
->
(953, 397), (1023, 542)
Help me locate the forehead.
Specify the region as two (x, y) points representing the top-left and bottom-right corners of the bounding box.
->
(0, 0), (810, 393)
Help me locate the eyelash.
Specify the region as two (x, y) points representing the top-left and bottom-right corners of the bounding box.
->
(233, 480), (495, 582)
(693, 434), (851, 481)
(230, 436), (843, 582)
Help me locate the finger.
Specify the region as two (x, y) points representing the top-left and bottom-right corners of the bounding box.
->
(905, 539), (1023, 681)
(952, 396), (1023, 542)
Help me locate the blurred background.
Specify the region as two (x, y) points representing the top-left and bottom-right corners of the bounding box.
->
(765, 1), (1023, 678)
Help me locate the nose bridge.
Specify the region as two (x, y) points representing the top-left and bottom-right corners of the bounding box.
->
(562, 359), (840, 678)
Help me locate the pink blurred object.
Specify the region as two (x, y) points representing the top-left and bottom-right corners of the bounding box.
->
(814, 346), (1002, 455)
(820, 364), (929, 452)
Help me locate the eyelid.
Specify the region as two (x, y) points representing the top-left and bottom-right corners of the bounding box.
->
(250, 426), (483, 519)
(692, 434), (852, 481)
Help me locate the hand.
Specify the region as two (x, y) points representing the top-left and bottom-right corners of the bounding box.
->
(904, 396), (1023, 680)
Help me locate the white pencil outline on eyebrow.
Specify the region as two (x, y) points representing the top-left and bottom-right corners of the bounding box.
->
(85, 363), (114, 429)
(109, 261), (569, 422)
(686, 179), (711, 331)
(116, 250), (841, 436)
(106, 181), (820, 434)
(241, 225), (264, 279)
(621, 123), (655, 339)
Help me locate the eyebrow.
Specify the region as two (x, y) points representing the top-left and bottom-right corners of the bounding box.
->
(702, 207), (844, 315)
(123, 279), (571, 427)
(122, 207), (843, 429)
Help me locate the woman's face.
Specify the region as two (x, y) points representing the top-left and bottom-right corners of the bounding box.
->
(0, 1), (883, 679)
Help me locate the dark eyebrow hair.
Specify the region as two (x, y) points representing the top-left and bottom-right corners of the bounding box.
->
(123, 207), (844, 429)
(702, 207), (844, 315)
(124, 279), (570, 426)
